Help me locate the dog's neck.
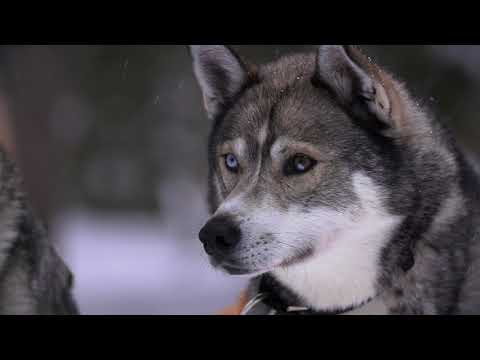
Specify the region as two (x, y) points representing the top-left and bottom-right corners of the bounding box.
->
(244, 274), (389, 315)
(270, 224), (402, 311)
(268, 174), (404, 313)
(258, 274), (373, 315)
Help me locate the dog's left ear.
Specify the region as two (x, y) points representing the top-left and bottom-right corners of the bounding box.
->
(314, 45), (395, 132)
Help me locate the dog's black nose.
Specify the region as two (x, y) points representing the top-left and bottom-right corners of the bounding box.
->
(199, 216), (241, 255)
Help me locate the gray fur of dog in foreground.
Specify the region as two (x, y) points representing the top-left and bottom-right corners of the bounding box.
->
(190, 45), (480, 315)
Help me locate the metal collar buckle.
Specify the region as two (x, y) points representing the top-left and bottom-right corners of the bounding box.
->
(285, 306), (310, 313)
(240, 293), (310, 315)
(240, 293), (272, 315)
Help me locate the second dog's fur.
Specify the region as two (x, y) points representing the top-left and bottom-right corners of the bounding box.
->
(0, 148), (78, 315)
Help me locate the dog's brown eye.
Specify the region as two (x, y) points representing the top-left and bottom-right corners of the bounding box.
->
(285, 154), (317, 176)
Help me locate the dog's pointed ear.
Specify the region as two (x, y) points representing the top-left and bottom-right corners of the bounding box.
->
(189, 45), (250, 120)
(314, 45), (394, 132)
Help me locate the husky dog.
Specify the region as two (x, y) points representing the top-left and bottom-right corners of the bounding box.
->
(0, 148), (78, 314)
(189, 45), (480, 315)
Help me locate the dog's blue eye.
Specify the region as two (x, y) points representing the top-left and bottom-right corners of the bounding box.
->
(225, 154), (239, 172)
(285, 154), (317, 175)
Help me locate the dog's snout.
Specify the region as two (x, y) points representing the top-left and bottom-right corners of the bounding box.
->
(199, 216), (241, 255)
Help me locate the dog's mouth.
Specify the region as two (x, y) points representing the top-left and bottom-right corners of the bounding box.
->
(278, 246), (315, 268)
(210, 244), (315, 277)
(209, 257), (261, 276)
(221, 263), (260, 276)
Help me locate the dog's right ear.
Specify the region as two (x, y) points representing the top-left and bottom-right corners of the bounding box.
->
(189, 45), (250, 120)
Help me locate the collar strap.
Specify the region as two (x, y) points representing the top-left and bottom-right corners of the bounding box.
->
(240, 293), (313, 315)
(242, 274), (371, 315)
(240, 292), (363, 315)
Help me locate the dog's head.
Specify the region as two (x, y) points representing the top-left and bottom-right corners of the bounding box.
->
(190, 45), (420, 309)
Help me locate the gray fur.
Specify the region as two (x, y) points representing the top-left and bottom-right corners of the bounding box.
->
(191, 45), (480, 314)
(0, 149), (78, 315)
(189, 45), (252, 120)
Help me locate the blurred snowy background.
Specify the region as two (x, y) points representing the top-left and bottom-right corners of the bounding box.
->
(0, 45), (479, 314)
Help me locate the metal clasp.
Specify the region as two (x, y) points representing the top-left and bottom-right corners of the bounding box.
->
(240, 293), (277, 315)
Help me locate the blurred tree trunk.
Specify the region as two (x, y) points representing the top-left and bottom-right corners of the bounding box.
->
(1, 46), (68, 227)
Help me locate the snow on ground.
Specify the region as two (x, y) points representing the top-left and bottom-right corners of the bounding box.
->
(53, 211), (248, 315)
